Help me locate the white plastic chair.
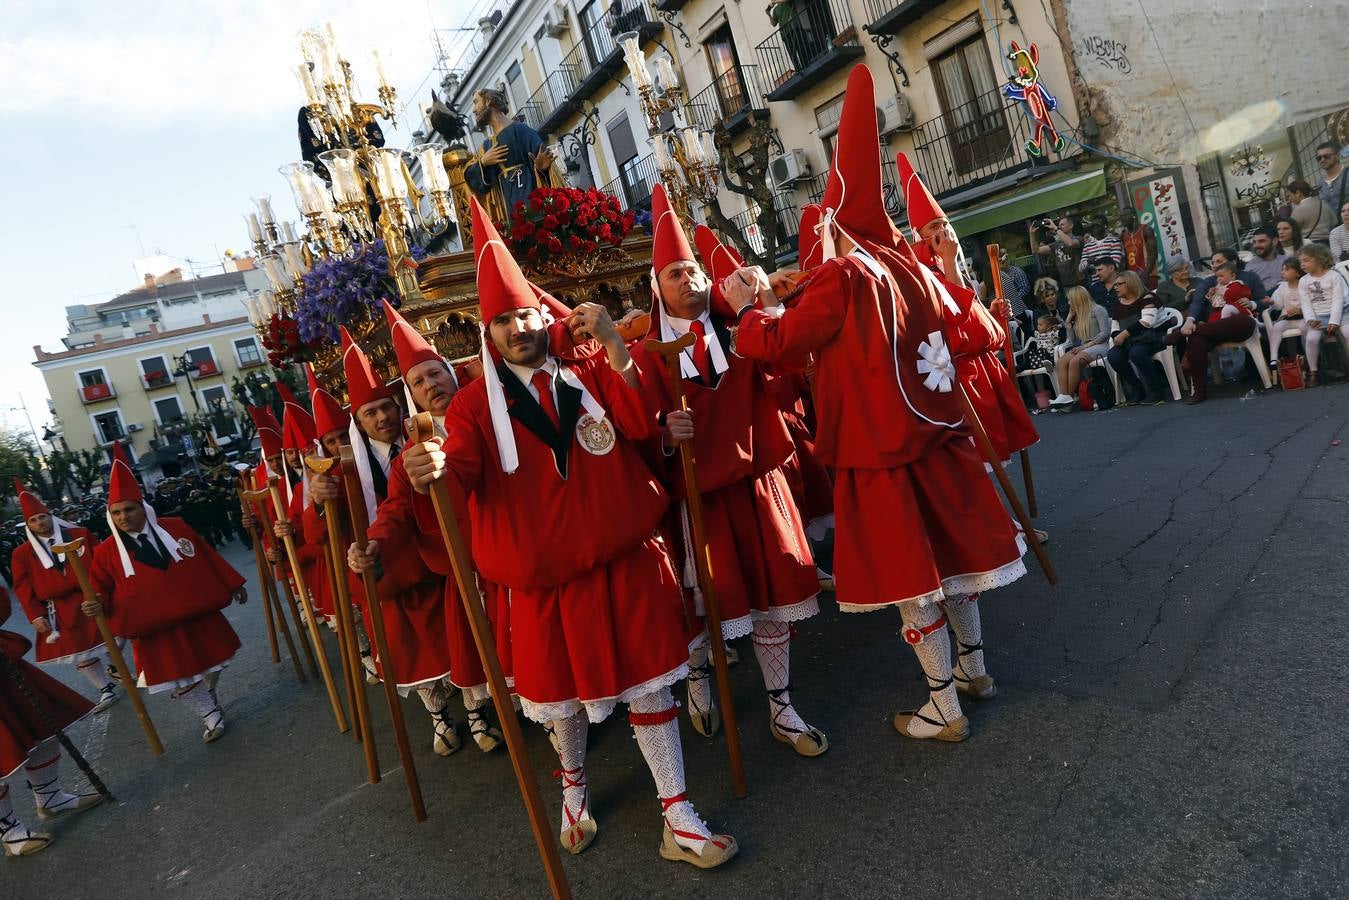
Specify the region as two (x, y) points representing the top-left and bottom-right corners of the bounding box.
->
(1152, 307), (1187, 400)
(1011, 320), (1062, 397)
(1211, 326), (1274, 389)
(1087, 320), (1123, 403)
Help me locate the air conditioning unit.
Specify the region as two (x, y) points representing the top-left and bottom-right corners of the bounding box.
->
(543, 7), (568, 37)
(127, 423), (144, 433)
(769, 149), (811, 189)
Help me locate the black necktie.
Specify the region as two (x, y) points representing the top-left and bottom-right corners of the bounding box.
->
(48, 539), (63, 571)
(388, 443), (401, 462)
(137, 533), (164, 567)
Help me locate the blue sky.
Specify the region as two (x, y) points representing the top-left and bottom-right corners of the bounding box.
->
(0, 0), (475, 440)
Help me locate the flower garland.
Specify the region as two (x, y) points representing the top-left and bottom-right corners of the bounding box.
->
(261, 312), (319, 368)
(294, 240), (426, 345)
(507, 186), (635, 264)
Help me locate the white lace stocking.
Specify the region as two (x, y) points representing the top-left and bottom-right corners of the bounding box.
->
(899, 601), (962, 737)
(173, 680), (223, 730)
(75, 657), (112, 692)
(552, 711), (591, 828)
(752, 620), (808, 736)
(686, 640), (714, 717)
(630, 688), (712, 852)
(941, 593), (987, 680)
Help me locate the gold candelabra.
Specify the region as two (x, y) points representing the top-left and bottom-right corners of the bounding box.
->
(619, 33), (720, 228)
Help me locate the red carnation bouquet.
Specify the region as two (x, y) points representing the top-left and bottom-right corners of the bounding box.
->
(261, 312), (320, 368)
(507, 186), (635, 263)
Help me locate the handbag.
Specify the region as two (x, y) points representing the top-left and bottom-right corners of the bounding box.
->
(1087, 367), (1116, 410)
(1278, 356), (1306, 391)
(1077, 378), (1094, 411)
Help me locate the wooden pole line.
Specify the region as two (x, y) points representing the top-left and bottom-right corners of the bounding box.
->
(266, 476), (349, 734)
(954, 385), (1057, 585)
(237, 482), (281, 665)
(306, 455), (380, 782)
(406, 413), (571, 900)
(986, 242), (1039, 519)
(643, 333), (749, 800)
(245, 482), (317, 673)
(54, 537), (164, 757)
(337, 445), (428, 822)
(241, 487), (307, 685)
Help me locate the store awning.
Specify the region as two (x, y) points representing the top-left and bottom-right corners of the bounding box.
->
(947, 163), (1109, 236)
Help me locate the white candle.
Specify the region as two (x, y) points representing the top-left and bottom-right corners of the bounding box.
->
(371, 49), (390, 88)
(282, 221), (298, 243)
(681, 128), (702, 164)
(322, 23), (342, 84)
(247, 213), (262, 242)
(255, 195), (274, 225)
(297, 63), (319, 106)
(652, 136), (671, 173)
(656, 57), (676, 92)
(622, 38), (649, 87)
(700, 132), (718, 165)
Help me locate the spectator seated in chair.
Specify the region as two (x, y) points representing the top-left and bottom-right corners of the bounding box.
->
(1049, 286), (1111, 411)
(1107, 271), (1171, 405)
(1016, 314), (1062, 409)
(1206, 263), (1255, 322)
(1295, 242), (1347, 387)
(1267, 257), (1307, 372)
(1167, 254), (1262, 404)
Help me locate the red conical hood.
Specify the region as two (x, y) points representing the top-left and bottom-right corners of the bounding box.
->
(693, 224), (745, 285)
(382, 299), (443, 375)
(896, 151), (945, 234)
(276, 383), (299, 408)
(798, 204), (824, 270)
(651, 183), (696, 280)
(472, 196), (539, 323)
(282, 401), (316, 451)
(107, 442), (141, 506)
(14, 478), (48, 521)
(249, 405), (283, 458)
(340, 326), (393, 412)
(820, 65), (901, 249)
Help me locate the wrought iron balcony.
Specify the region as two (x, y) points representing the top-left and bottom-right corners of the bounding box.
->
(600, 152), (660, 212)
(911, 83), (1080, 197)
(726, 193), (801, 262)
(521, 65), (583, 138)
(755, 0), (864, 102)
(862, 0), (944, 36)
(655, 0), (688, 10)
(140, 370), (174, 389)
(685, 65), (770, 136)
(557, 0), (663, 115)
(800, 153), (903, 220)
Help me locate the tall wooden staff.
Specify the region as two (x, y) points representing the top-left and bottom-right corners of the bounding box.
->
(955, 387), (1057, 584)
(254, 483), (319, 678)
(337, 445), (427, 822)
(266, 475), (348, 734)
(240, 486), (307, 685)
(643, 334), (749, 800)
(54, 537), (164, 756)
(236, 478), (280, 664)
(305, 455), (380, 782)
(986, 243), (1039, 518)
(406, 413), (571, 900)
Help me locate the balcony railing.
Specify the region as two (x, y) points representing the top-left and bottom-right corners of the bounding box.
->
(141, 371), (173, 389)
(686, 65), (770, 136)
(557, 0), (663, 116)
(755, 0), (864, 102)
(79, 382), (116, 404)
(727, 193), (801, 261)
(799, 152), (901, 219)
(521, 65), (583, 138)
(601, 152), (661, 212)
(862, 0), (943, 36)
(911, 84), (1080, 197)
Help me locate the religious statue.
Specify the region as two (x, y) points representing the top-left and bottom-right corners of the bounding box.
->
(462, 88), (562, 224)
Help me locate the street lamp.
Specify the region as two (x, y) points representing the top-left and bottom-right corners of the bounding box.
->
(172, 353), (201, 412)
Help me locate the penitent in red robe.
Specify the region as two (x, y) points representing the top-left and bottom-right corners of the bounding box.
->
(734, 247), (1026, 611)
(11, 527), (109, 665)
(91, 518), (244, 692)
(425, 351), (693, 724)
(631, 319), (819, 640)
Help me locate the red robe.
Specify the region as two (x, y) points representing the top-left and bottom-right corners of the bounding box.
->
(91, 518), (244, 692)
(0, 590), (95, 778)
(11, 528), (108, 665)
(430, 352), (692, 723)
(735, 247), (1025, 610)
(764, 369), (834, 525)
(936, 271), (1039, 463)
(631, 322), (819, 639)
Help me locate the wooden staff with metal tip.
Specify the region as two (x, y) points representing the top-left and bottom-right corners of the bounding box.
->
(236, 479), (281, 664)
(986, 242), (1039, 518)
(954, 385), (1057, 584)
(241, 486), (307, 684)
(256, 478), (319, 678)
(54, 537), (164, 756)
(306, 454), (380, 782)
(406, 412), (571, 900)
(266, 475), (348, 734)
(337, 445), (427, 822)
(643, 332), (749, 800)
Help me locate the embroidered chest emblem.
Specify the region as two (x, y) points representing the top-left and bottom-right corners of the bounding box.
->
(916, 331), (955, 393)
(177, 538), (196, 558)
(575, 413), (615, 456)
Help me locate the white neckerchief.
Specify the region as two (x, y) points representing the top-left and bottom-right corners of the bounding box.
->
(107, 502), (183, 578)
(662, 306), (730, 381)
(505, 356), (559, 404)
(262, 456), (293, 509)
(346, 421), (390, 527)
(25, 518), (80, 570)
(366, 436), (398, 477)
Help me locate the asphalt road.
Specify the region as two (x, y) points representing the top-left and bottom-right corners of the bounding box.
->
(6, 381), (1349, 898)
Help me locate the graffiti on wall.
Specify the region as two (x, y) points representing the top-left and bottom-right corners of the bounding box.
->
(1076, 35), (1132, 74)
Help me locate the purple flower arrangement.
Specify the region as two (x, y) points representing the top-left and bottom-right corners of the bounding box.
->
(295, 240), (427, 345)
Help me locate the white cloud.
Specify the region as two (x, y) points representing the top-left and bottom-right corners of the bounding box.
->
(0, 0), (456, 125)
